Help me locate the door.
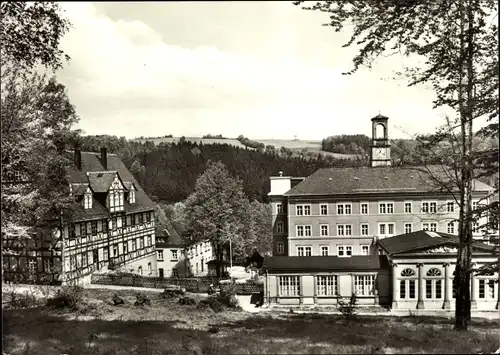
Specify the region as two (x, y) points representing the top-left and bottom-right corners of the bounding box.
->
(93, 249), (99, 270)
(159, 268), (164, 279)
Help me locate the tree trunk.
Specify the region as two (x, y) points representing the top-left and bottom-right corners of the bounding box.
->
(455, 0), (475, 331)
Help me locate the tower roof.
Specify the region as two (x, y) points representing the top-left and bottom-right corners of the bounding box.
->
(371, 114), (389, 121)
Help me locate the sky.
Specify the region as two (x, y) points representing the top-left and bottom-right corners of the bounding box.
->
(57, 1), (456, 140)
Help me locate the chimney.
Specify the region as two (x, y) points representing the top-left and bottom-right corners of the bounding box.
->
(100, 147), (107, 170)
(279, 171), (283, 177)
(74, 148), (82, 170)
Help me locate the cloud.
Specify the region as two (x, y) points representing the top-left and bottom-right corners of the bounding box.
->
(57, 2), (450, 140)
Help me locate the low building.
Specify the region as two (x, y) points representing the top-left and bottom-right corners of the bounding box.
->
(263, 255), (390, 306)
(263, 230), (499, 312)
(378, 230), (499, 311)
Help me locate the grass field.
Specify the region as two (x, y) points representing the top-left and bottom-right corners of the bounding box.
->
(3, 287), (499, 355)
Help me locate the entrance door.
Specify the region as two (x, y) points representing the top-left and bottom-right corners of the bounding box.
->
(159, 268), (164, 279)
(93, 250), (99, 270)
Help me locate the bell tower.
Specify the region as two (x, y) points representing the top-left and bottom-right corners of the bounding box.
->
(370, 114), (391, 167)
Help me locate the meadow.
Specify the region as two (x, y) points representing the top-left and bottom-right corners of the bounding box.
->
(3, 287), (499, 355)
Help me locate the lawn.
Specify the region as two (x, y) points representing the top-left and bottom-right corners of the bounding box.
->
(2, 287), (499, 355)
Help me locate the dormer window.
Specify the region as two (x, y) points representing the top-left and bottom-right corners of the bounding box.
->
(129, 190), (136, 204)
(109, 190), (124, 212)
(84, 193), (92, 209)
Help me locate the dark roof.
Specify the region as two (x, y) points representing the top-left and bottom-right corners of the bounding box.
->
(263, 255), (390, 273)
(377, 230), (496, 255)
(171, 221), (186, 236)
(284, 166), (493, 197)
(71, 183), (90, 196)
(154, 206), (185, 248)
(87, 171), (119, 193)
(67, 151), (155, 222)
(371, 114), (389, 121)
(123, 181), (136, 190)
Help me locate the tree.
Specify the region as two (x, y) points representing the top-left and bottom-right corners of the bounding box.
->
(0, 2), (71, 70)
(294, 0), (498, 330)
(183, 161), (250, 277)
(1, 68), (79, 258)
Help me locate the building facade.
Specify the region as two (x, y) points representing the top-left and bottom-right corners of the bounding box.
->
(3, 148), (157, 285)
(264, 114), (498, 312)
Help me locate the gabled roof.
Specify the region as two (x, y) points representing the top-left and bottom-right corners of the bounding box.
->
(284, 166), (493, 197)
(66, 151), (156, 221)
(263, 255), (389, 273)
(377, 230), (496, 255)
(123, 181), (137, 191)
(71, 183), (91, 196)
(154, 206), (186, 248)
(372, 114), (389, 121)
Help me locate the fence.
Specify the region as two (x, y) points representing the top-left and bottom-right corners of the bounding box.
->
(90, 273), (263, 294)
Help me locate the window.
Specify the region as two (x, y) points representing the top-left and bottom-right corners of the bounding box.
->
(84, 193), (92, 209)
(277, 222), (284, 233)
(422, 202), (429, 213)
(157, 250), (164, 260)
(429, 202), (437, 213)
(296, 205), (310, 216)
(361, 224), (369, 236)
(43, 258), (52, 272)
(111, 217), (117, 231)
(147, 235), (152, 246)
(109, 189), (124, 213)
(171, 250), (178, 260)
(479, 279), (496, 299)
(404, 223), (412, 234)
(320, 204), (328, 216)
(139, 237), (144, 249)
(172, 268), (179, 278)
(361, 203), (368, 215)
(425, 268), (443, 299)
(138, 266), (143, 276)
(148, 262), (152, 274)
(379, 223), (395, 237)
(278, 276), (300, 296)
(277, 242), (284, 254)
(103, 247), (109, 261)
(337, 245), (352, 257)
(321, 246), (329, 256)
(131, 214), (136, 226)
(337, 203), (352, 215)
(404, 202), (412, 214)
(113, 244), (118, 257)
(320, 225), (329, 236)
(304, 225), (312, 236)
(447, 201), (454, 212)
(422, 222), (437, 232)
(354, 275), (375, 296)
(297, 246), (312, 256)
(316, 275), (337, 296)
(277, 203), (283, 214)
(132, 239), (137, 251)
(91, 221), (97, 235)
(129, 190), (136, 204)
(201, 259), (204, 272)
(27, 259), (37, 274)
(447, 222), (455, 234)
(81, 252), (88, 267)
(138, 213), (143, 225)
(337, 224), (352, 236)
(296, 225), (311, 237)
(400, 268), (416, 299)
(70, 255), (76, 270)
(146, 212), (152, 223)
(123, 242), (128, 254)
(361, 245), (370, 255)
(379, 202), (394, 214)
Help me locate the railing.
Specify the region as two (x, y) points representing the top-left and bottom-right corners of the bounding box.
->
(90, 274), (263, 294)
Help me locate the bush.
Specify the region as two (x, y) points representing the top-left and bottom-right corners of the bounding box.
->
(46, 285), (83, 310)
(336, 293), (358, 319)
(6, 291), (39, 309)
(218, 282), (240, 309)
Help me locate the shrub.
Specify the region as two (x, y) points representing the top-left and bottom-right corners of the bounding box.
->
(218, 282), (240, 309)
(6, 291), (39, 309)
(336, 293), (358, 319)
(46, 285), (83, 310)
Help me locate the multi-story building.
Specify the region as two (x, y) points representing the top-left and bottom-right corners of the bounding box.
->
(186, 239), (230, 277)
(269, 114), (494, 258)
(2, 148), (157, 285)
(263, 115), (498, 312)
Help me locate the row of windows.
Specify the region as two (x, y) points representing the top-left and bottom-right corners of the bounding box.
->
(277, 199), (488, 216)
(70, 212), (152, 237)
(157, 249), (181, 261)
(282, 200), (481, 216)
(68, 235), (153, 270)
(277, 243), (370, 256)
(289, 221), (458, 237)
(188, 242), (211, 257)
(278, 275), (376, 297)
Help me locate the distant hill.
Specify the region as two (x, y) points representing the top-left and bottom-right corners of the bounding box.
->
(130, 136), (361, 160)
